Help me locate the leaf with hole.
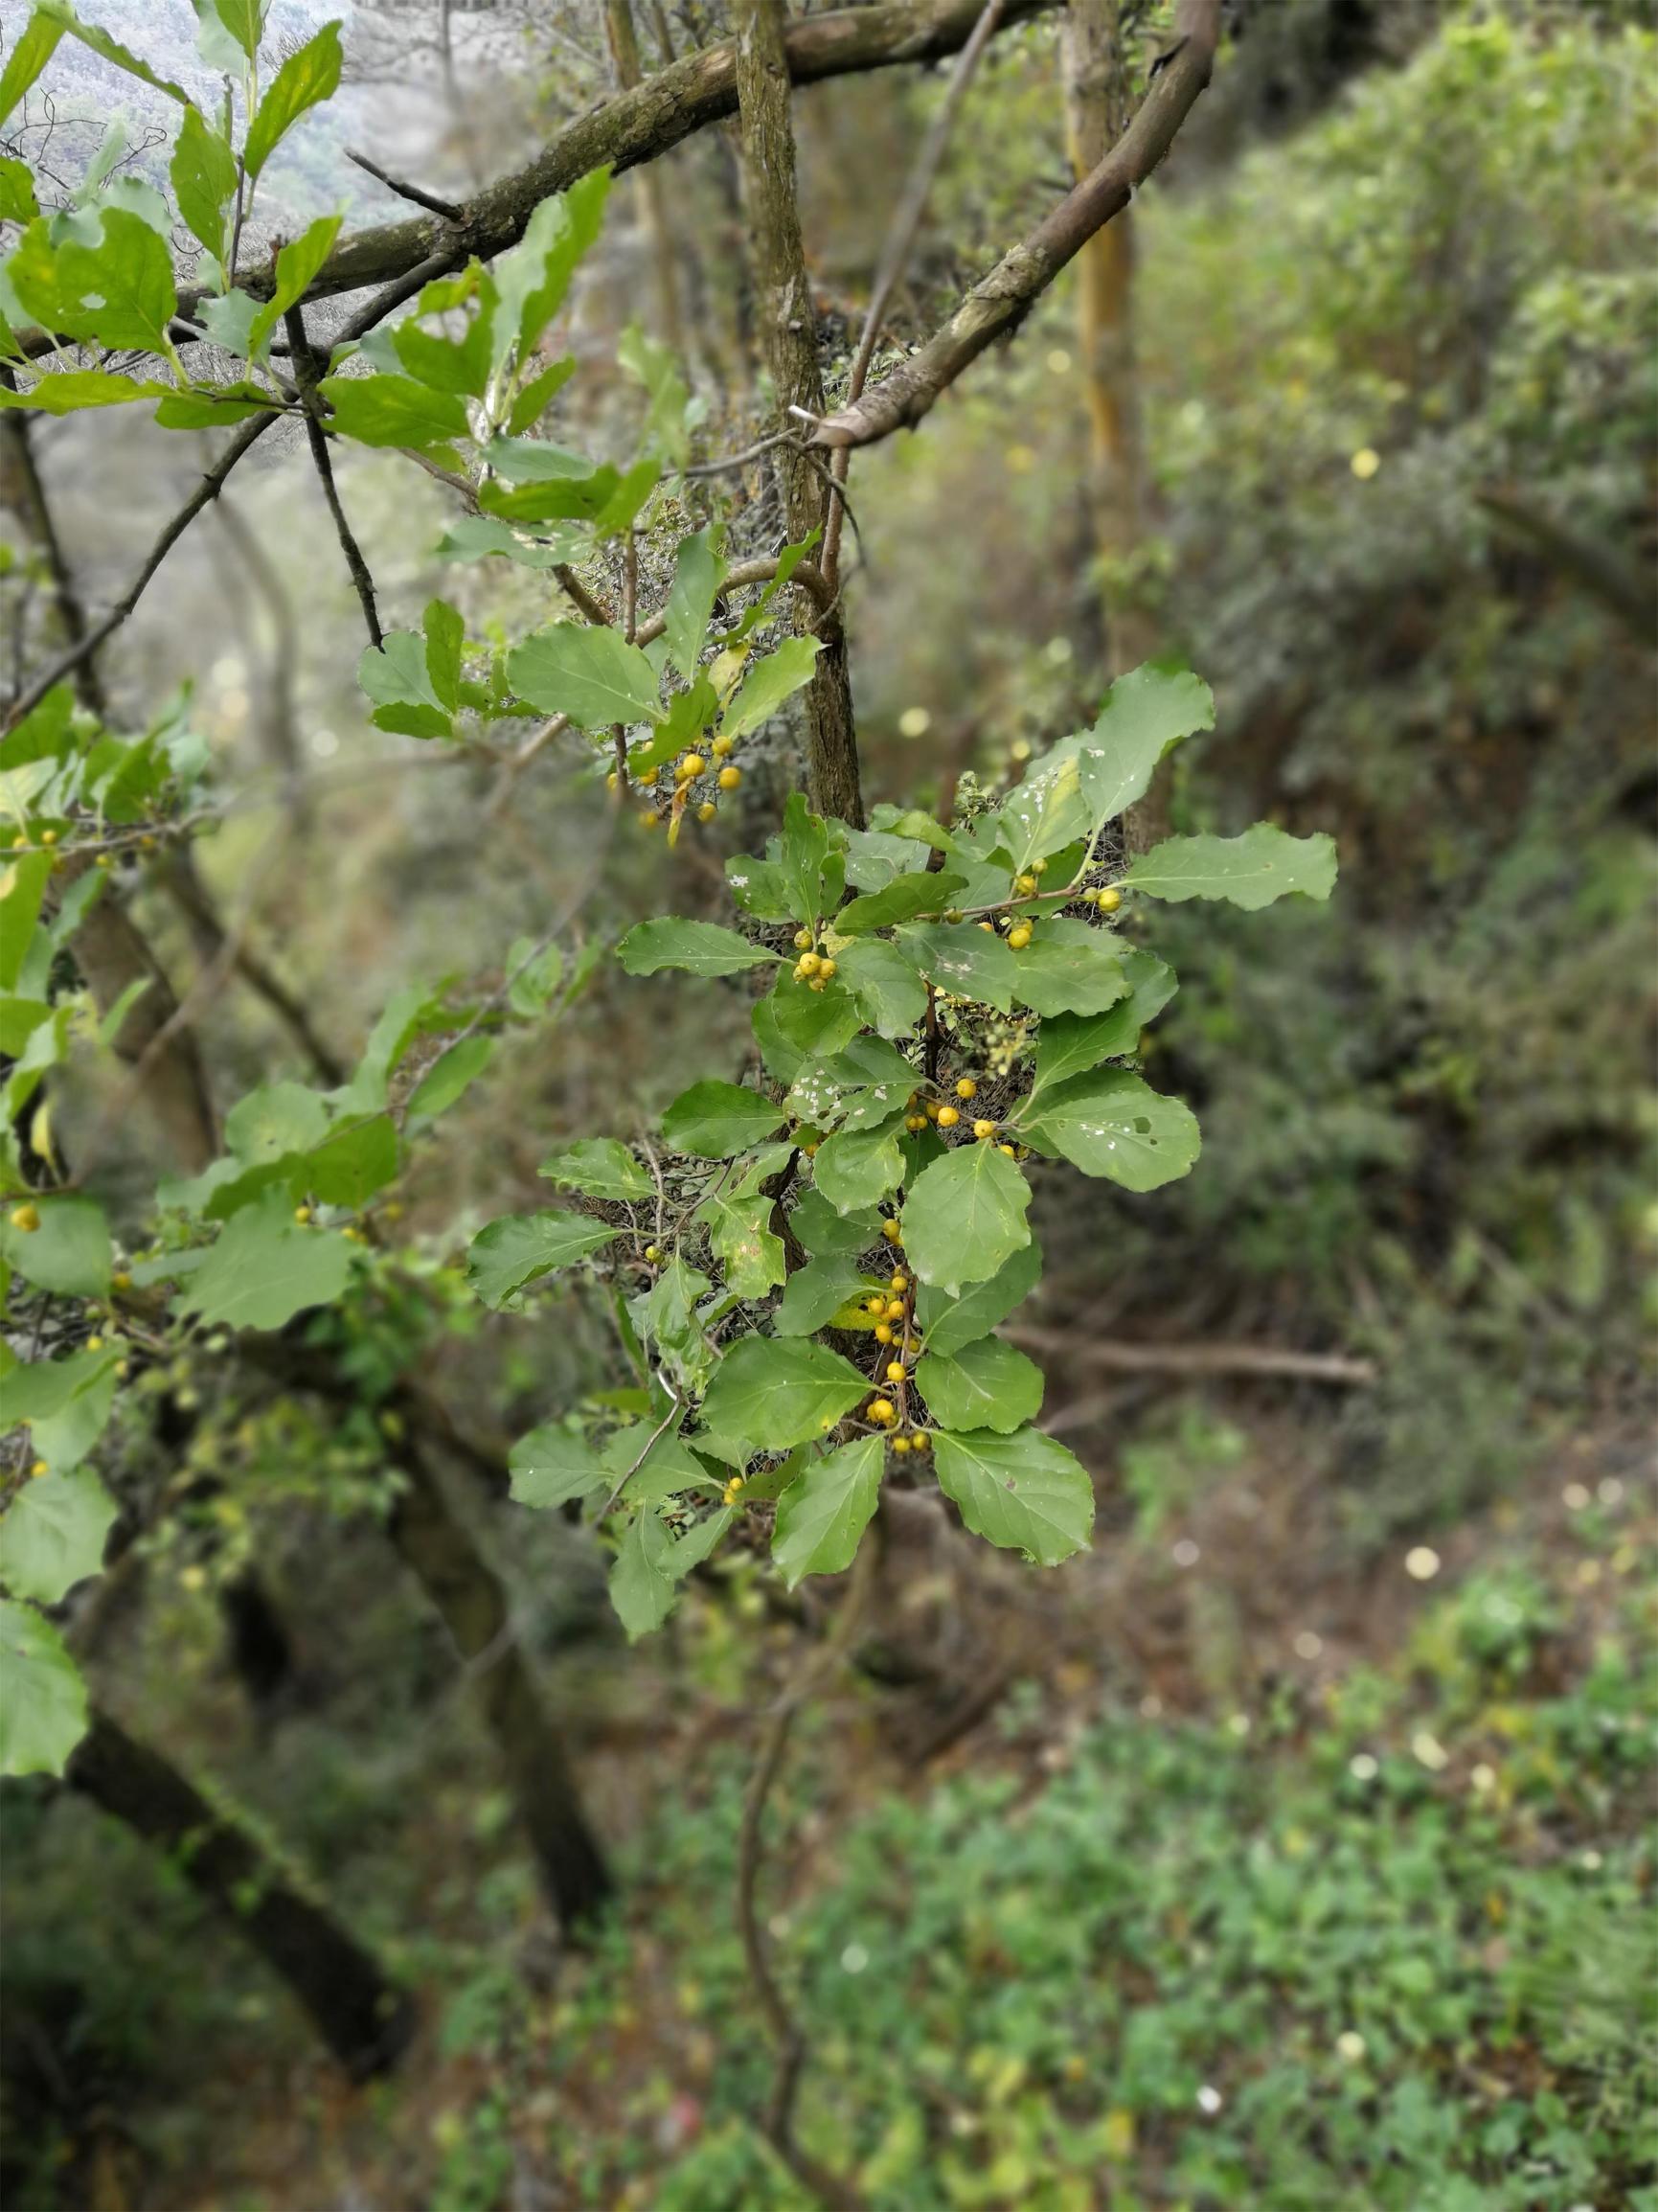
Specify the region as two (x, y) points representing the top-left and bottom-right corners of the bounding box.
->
(934, 1426), (1094, 1565)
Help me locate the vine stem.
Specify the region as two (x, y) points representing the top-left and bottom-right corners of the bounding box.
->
(737, 1539), (879, 2212)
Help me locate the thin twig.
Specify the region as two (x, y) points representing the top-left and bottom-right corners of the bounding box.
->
(554, 562), (614, 627)
(346, 148), (464, 221)
(737, 1539), (878, 2212)
(1008, 1324), (1378, 1387)
(284, 303), (384, 649)
(822, 0), (1006, 590)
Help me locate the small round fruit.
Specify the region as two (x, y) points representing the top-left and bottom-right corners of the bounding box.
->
(1008, 924), (1033, 950)
(874, 1323), (894, 1345)
(944, 908), (964, 924)
(95, 853), (112, 870)
(677, 753), (707, 781)
(955, 1078), (978, 1100)
(1015, 872), (1037, 895)
(885, 1298), (905, 1320)
(910, 1431), (930, 1454)
(891, 1434), (912, 1454)
(905, 1113), (926, 1132)
(817, 958), (836, 980)
(30, 1459), (48, 1478)
(86, 1335), (103, 1353)
(111, 1270), (131, 1291)
(712, 735), (735, 758)
(885, 1360), (906, 1383)
(890, 1272), (907, 1291)
(882, 1220), (903, 1243)
(644, 1243), (662, 1263)
(9, 1202), (41, 1234)
(717, 765), (741, 790)
(999, 1143), (1016, 1157)
(292, 1205), (311, 1224)
(797, 951), (821, 976)
(807, 977), (826, 993)
(794, 929), (813, 951)
(923, 1101), (942, 1122)
(973, 1119), (996, 1140)
(605, 770), (619, 790)
(640, 810), (661, 830)
(977, 921), (994, 934)
(39, 829), (58, 847)
(1097, 886), (1123, 913)
(696, 801), (716, 823)
(868, 1398), (896, 1425)
(936, 1105), (960, 1128)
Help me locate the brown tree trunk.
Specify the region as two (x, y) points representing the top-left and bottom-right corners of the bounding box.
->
(1062, 0), (1164, 846)
(733, 0), (863, 828)
(386, 1432), (613, 1932)
(67, 1708), (415, 2079)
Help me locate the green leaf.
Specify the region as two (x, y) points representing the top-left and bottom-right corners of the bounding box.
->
(197, 0), (267, 61)
(170, 104), (238, 262)
(663, 524), (726, 680)
(1028, 950), (1177, 1100)
(492, 170), (610, 372)
(2, 1347), (121, 1473)
(1010, 919), (1131, 1017)
(305, 1114), (398, 1208)
(0, 1468), (116, 1603)
(507, 351), (576, 434)
(812, 1124), (904, 1215)
(179, 1193), (352, 1330)
(915, 1239), (1043, 1358)
(834, 936), (930, 1039)
(1072, 662), (1214, 824)
(835, 869), (962, 935)
(0, 1194), (109, 1296)
(696, 1187), (784, 1301)
(914, 1337), (1043, 1437)
(608, 1508), (676, 1639)
(1021, 1068), (1200, 1191)
(9, 207), (175, 353)
(243, 18), (342, 179)
(506, 623), (663, 730)
(466, 1209), (617, 1310)
(0, 370), (155, 415)
(618, 919), (772, 978)
(406, 1035), (492, 1121)
(437, 514), (586, 569)
(0, 14), (63, 129)
(358, 598), (466, 740)
(774, 1254), (868, 1336)
(613, 1429), (712, 1506)
(699, 1334), (868, 1452)
(894, 922), (1018, 1015)
(661, 1081), (783, 1159)
(901, 1143), (1032, 1296)
(150, 382), (273, 429)
(772, 1437), (883, 1588)
(320, 372), (467, 457)
(934, 1426), (1094, 1565)
(0, 1600), (88, 1778)
(247, 214), (341, 357)
(776, 793), (844, 924)
(539, 1137), (651, 1201)
(0, 852), (51, 991)
(1123, 825), (1338, 908)
(842, 827), (935, 893)
(718, 636), (823, 742)
(987, 744), (1095, 874)
(789, 1188), (881, 1259)
(508, 1421), (607, 1508)
(225, 1080), (329, 1163)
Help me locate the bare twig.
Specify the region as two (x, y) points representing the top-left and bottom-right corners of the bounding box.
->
(1009, 1323), (1378, 1387)
(284, 304), (384, 649)
(822, 0), (1007, 590)
(346, 148), (463, 222)
(810, 0), (1221, 450)
(737, 1540), (878, 2212)
(0, 399), (107, 715)
(554, 562), (614, 627)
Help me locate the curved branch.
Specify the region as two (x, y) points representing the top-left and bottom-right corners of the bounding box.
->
(810, 0), (1222, 450)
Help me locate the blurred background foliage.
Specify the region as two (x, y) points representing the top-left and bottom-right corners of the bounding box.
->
(1, 0), (1652, 2205)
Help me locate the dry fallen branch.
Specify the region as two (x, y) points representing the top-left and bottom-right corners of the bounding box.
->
(1011, 1323), (1379, 1387)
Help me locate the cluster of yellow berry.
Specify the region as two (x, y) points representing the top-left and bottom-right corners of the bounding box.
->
(610, 730), (742, 832)
(901, 1079), (1020, 1155)
(791, 931), (838, 991)
(722, 1471), (746, 1509)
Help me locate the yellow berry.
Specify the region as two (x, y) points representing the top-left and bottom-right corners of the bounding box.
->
(890, 1272), (907, 1291)
(644, 1243), (662, 1263)
(606, 770), (620, 790)
(868, 1398), (896, 1425)
(885, 1360), (906, 1383)
(1097, 886), (1122, 913)
(910, 1432), (929, 1454)
(292, 1205), (311, 1224)
(85, 1334), (103, 1352)
(676, 753), (706, 781)
(111, 1270), (131, 1290)
(729, 1474), (746, 1493)
(39, 829), (57, 847)
(905, 1114), (925, 1131)
(973, 1119), (996, 1140)
(923, 1102), (941, 1122)
(936, 1106), (960, 1129)
(882, 1220), (903, 1243)
(999, 1142), (1016, 1157)
(638, 767), (658, 787)
(696, 801), (716, 823)
(9, 1202), (40, 1234)
(807, 977), (826, 993)
(794, 929), (813, 951)
(140, 833), (158, 851)
(1008, 924), (1033, 950)
(944, 908), (965, 924)
(892, 1434), (912, 1454)
(797, 951), (821, 976)
(977, 921), (994, 934)
(30, 1459), (48, 1478)
(95, 853), (112, 870)
(116, 1360), (129, 1378)
(640, 810), (661, 829)
(874, 1323), (894, 1344)
(885, 1298), (905, 1320)
(802, 1140), (819, 1156)
(717, 765), (741, 791)
(955, 1079), (978, 1100)
(1033, 858), (1049, 875)
(817, 958), (836, 980)
(1015, 873), (1037, 895)
(712, 735), (735, 758)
